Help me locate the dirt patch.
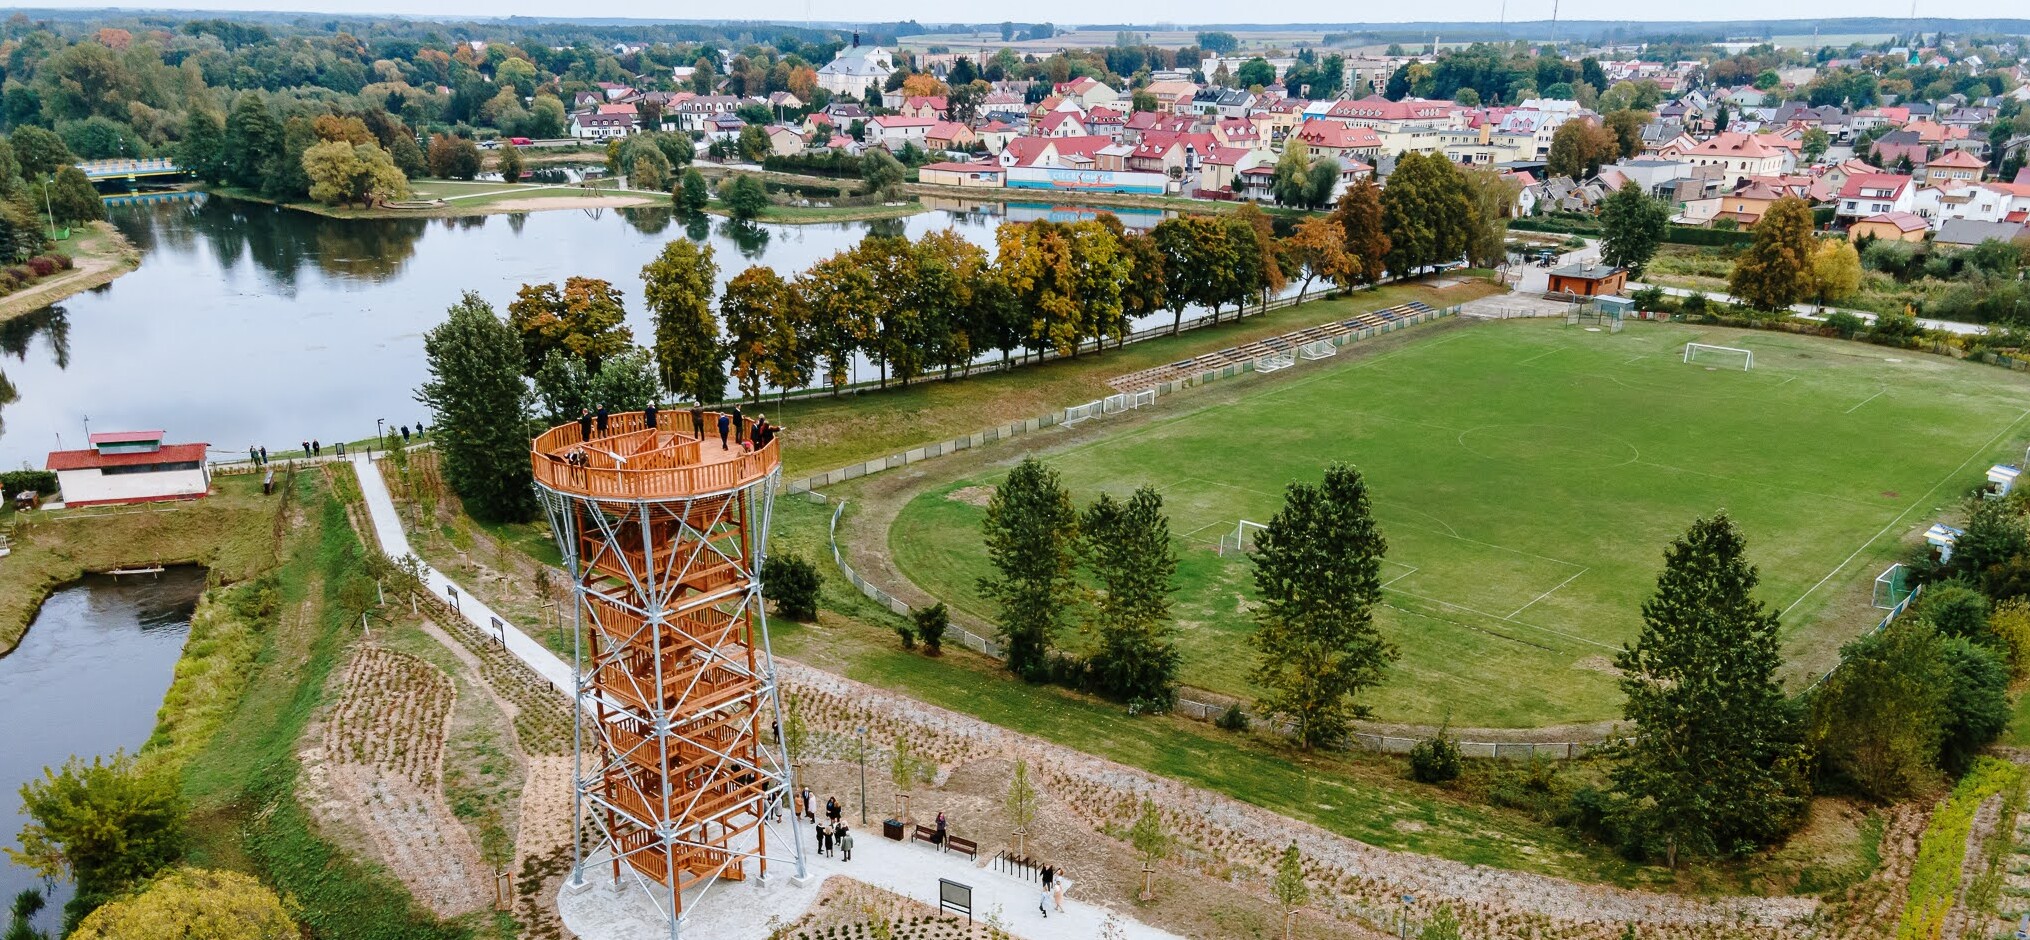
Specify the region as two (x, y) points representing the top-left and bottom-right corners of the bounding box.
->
(1572, 655), (1623, 677)
(0, 222), (141, 322)
(945, 485), (995, 507)
(300, 647), (492, 917)
(488, 194), (657, 211)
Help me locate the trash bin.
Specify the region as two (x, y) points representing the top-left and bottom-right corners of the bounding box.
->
(882, 819), (905, 841)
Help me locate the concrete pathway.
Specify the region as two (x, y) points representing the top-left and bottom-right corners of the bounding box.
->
(349, 453), (575, 692)
(557, 823), (1182, 940)
(350, 453), (1180, 940)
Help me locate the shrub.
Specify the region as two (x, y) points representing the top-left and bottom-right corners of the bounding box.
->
(1630, 285), (1670, 312)
(1408, 734), (1463, 783)
(1214, 703), (1250, 731)
(1990, 600), (2030, 678)
(1823, 310), (1864, 339)
(26, 255), (57, 277)
(760, 553), (821, 621)
(0, 273), (17, 292)
(894, 624), (916, 650)
(1915, 581), (1994, 644)
(1, 469), (59, 495)
(1679, 291), (1708, 316)
(7, 265), (33, 283)
(911, 602), (948, 655)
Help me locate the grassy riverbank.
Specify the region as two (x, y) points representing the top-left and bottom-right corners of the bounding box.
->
(0, 475), (282, 656)
(0, 221), (143, 323)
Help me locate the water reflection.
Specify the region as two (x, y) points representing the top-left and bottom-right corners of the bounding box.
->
(0, 194), (1219, 469)
(0, 567), (206, 925)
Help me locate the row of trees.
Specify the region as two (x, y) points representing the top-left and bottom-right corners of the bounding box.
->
(977, 459), (1396, 745)
(979, 460), (1182, 705)
(0, 129), (105, 266)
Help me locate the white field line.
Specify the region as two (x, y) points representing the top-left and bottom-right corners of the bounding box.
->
(1843, 388), (1886, 414)
(1506, 568), (1589, 620)
(1779, 407), (2030, 619)
(1623, 355), (1646, 364)
(1383, 586), (1620, 652)
(1516, 345), (1569, 365)
(1380, 564), (1420, 588)
(1777, 375), (1799, 386)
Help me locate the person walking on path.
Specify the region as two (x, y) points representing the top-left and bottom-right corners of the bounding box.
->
(1051, 868), (1066, 912)
(717, 411), (731, 449)
(400, 426), (410, 443)
(578, 408), (593, 442)
(730, 404), (744, 443)
(800, 787), (814, 823)
(301, 440), (310, 458)
(645, 402), (658, 430)
(816, 822), (831, 856)
(250, 446), (261, 466)
(595, 404), (609, 434)
(837, 825), (853, 862)
(1039, 884), (1050, 918)
(258, 446), (267, 464)
(312, 440), (321, 457)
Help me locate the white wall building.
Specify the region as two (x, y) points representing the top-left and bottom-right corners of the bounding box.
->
(48, 430), (210, 508)
(816, 44), (895, 98)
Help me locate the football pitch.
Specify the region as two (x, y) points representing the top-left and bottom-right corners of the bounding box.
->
(887, 319), (2030, 728)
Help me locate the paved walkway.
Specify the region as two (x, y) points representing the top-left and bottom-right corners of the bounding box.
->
(556, 825), (1181, 940)
(350, 453), (575, 692)
(350, 453), (1179, 940)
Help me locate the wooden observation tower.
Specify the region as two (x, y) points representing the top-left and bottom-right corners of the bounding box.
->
(531, 410), (803, 936)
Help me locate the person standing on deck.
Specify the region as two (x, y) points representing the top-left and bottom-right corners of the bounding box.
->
(645, 402), (658, 430)
(717, 411), (731, 448)
(595, 404), (609, 434)
(578, 408), (593, 441)
(689, 403), (705, 439)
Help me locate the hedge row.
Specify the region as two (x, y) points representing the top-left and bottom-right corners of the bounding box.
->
(1, 469), (58, 495)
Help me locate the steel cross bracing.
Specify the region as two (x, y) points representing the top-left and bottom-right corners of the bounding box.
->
(536, 470), (805, 939)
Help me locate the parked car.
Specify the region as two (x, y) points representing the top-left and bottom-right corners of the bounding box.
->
(508, 137), (533, 146)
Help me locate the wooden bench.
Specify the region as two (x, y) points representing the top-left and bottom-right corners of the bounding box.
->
(911, 824), (942, 848)
(945, 835), (978, 861)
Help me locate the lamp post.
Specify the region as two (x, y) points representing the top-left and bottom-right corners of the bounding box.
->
(856, 725), (868, 825)
(1398, 894), (1415, 940)
(41, 180), (56, 240)
(377, 418), (386, 450)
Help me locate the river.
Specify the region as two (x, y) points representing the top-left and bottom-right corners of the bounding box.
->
(0, 194), (1194, 469)
(0, 567), (208, 927)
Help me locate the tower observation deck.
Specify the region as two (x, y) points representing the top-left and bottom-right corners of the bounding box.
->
(531, 409), (802, 937)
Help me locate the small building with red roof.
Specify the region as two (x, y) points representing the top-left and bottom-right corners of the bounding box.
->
(1849, 211), (1930, 242)
(46, 430), (211, 508)
(1920, 148), (1987, 185)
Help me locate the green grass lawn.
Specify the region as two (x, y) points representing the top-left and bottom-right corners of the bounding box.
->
(763, 280), (1500, 478)
(888, 319), (2030, 727)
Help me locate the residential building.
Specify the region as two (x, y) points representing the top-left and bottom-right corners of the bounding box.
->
(671, 96), (739, 133)
(816, 43), (895, 97)
(926, 121), (977, 152)
(1052, 77), (1119, 110)
(1836, 173), (1916, 223)
(1847, 211), (1929, 241)
(1292, 123), (1383, 164)
(900, 96), (948, 120)
(867, 115), (935, 150)
(1919, 148), (1987, 185)
(1665, 132), (1788, 185)
(763, 125), (805, 157)
(1934, 218), (2025, 248)
(917, 160), (1007, 188)
(570, 103), (638, 139)
(1339, 56), (1400, 98)
(47, 430), (210, 508)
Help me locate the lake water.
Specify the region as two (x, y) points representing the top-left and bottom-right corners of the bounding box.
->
(0, 567), (207, 927)
(0, 195), (1195, 469)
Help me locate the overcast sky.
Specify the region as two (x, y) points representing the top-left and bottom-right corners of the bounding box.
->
(12, 1), (2022, 27)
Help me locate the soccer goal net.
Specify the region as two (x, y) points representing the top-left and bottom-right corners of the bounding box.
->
(1297, 339), (1337, 360)
(1063, 400), (1103, 425)
(1102, 389), (1157, 414)
(1683, 342), (1753, 370)
(1218, 520), (1268, 556)
(1254, 351), (1295, 373)
(1872, 563), (1913, 610)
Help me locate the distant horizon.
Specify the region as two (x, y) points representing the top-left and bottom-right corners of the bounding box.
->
(6, 5), (2029, 30)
